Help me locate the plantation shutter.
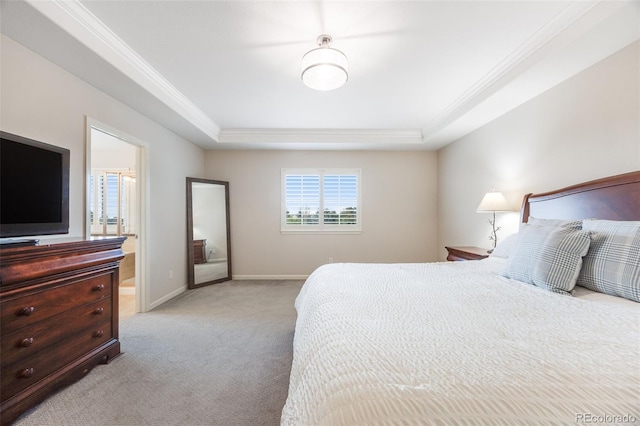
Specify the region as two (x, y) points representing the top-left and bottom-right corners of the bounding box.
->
(284, 174), (320, 225)
(323, 174), (358, 225)
(282, 169), (361, 233)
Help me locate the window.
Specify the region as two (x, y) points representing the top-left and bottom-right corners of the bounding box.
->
(282, 169), (361, 233)
(89, 170), (136, 236)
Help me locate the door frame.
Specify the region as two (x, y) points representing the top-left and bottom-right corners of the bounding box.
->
(85, 117), (150, 313)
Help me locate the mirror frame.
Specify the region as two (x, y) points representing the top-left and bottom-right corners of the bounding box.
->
(186, 177), (232, 289)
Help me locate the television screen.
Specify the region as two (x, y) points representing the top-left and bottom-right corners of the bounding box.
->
(1, 131), (70, 238)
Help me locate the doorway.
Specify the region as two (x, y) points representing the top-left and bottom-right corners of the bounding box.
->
(87, 119), (148, 316)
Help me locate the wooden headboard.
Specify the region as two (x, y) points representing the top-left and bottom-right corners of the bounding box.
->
(521, 171), (640, 223)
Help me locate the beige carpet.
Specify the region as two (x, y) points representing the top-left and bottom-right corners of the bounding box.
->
(119, 293), (136, 320)
(14, 280), (304, 426)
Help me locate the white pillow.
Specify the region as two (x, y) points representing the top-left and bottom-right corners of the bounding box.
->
(525, 217), (582, 229)
(490, 233), (519, 259)
(503, 224), (591, 295)
(577, 219), (640, 302)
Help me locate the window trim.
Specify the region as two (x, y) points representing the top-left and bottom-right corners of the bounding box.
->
(281, 168), (362, 234)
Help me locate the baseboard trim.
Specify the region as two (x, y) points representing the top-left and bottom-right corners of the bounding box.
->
(149, 286), (186, 310)
(232, 275), (309, 280)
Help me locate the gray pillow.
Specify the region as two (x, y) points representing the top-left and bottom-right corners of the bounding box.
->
(503, 224), (591, 295)
(577, 219), (640, 302)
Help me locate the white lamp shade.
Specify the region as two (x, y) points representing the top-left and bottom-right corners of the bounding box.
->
(301, 46), (348, 91)
(476, 191), (510, 212)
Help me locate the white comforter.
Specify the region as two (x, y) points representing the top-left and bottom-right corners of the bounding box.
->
(281, 259), (640, 425)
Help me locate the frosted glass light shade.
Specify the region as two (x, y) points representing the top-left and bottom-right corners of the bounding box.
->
(476, 191), (510, 212)
(301, 45), (348, 91)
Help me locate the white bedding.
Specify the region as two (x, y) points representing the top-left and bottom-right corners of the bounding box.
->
(281, 258), (640, 425)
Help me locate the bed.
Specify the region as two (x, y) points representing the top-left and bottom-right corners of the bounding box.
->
(281, 172), (640, 425)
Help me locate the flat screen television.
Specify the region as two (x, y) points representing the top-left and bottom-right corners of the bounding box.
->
(1, 131), (70, 239)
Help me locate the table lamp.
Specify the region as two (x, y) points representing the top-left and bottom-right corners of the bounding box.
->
(476, 190), (511, 253)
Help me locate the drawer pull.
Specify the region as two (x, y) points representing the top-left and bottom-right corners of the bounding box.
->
(93, 307), (104, 315)
(18, 368), (34, 379)
(92, 284), (105, 292)
(19, 306), (35, 316)
(93, 330), (105, 338)
(19, 337), (34, 347)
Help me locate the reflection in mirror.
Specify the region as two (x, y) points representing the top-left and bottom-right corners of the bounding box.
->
(186, 178), (231, 289)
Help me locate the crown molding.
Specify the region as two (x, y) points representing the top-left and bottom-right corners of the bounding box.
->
(26, 0), (220, 142)
(422, 0), (602, 139)
(218, 129), (424, 145)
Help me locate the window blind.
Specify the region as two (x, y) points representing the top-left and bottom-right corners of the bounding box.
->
(282, 169), (361, 233)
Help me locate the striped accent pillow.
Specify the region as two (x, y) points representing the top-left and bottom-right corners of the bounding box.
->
(577, 220), (640, 302)
(502, 224), (591, 295)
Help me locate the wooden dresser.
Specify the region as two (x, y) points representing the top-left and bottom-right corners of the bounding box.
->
(193, 239), (206, 264)
(0, 237), (125, 425)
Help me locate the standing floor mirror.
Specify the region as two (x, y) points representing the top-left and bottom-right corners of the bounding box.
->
(186, 178), (232, 289)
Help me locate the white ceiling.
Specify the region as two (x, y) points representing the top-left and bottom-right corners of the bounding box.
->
(91, 129), (137, 153)
(1, 0), (638, 150)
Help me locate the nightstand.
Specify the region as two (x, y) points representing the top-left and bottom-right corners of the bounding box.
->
(445, 246), (490, 261)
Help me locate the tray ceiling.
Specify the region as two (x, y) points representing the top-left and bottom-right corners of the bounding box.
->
(1, 0), (638, 150)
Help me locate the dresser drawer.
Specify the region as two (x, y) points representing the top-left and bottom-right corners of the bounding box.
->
(1, 274), (112, 335)
(1, 298), (112, 366)
(1, 321), (113, 400)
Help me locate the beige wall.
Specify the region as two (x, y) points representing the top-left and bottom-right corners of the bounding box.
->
(205, 150), (438, 277)
(437, 41), (640, 259)
(1, 34), (205, 308)
(4, 30), (637, 300)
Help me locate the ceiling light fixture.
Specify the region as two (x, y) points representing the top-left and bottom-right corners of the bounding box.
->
(301, 34), (348, 91)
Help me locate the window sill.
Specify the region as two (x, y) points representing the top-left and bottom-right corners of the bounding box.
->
(281, 229), (362, 235)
